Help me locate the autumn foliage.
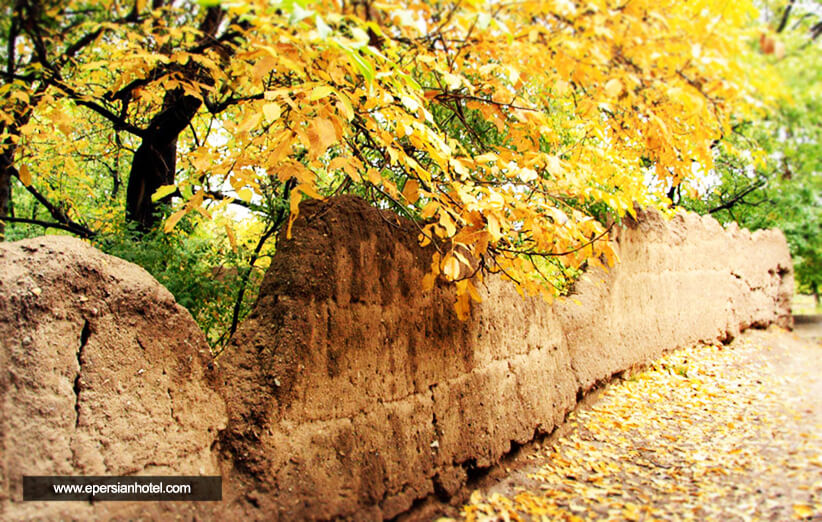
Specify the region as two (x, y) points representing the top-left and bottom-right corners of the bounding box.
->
(1, 0), (776, 319)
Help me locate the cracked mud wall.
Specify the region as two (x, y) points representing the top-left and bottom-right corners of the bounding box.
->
(0, 237), (227, 520)
(0, 197), (793, 521)
(216, 196), (793, 520)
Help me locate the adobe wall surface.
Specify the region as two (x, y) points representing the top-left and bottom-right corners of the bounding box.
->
(0, 236), (227, 520)
(215, 196), (793, 520)
(0, 197), (793, 520)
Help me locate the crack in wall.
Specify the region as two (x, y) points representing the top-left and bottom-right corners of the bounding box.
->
(74, 319), (91, 429)
(167, 387), (175, 423)
(429, 383), (440, 441)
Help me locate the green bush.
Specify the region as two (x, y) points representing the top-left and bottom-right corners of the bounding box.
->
(96, 214), (262, 349)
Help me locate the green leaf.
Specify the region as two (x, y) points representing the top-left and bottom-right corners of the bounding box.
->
(152, 184), (177, 202)
(336, 41), (375, 84)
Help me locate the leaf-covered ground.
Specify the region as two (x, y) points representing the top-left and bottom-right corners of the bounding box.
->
(458, 327), (822, 521)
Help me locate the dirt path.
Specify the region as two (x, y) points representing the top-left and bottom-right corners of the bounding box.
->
(794, 315), (822, 344)
(454, 327), (822, 521)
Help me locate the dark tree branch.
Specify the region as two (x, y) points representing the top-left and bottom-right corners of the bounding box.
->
(0, 216), (95, 237)
(47, 78), (147, 136)
(60, 28), (104, 64)
(432, 91), (538, 112)
(776, 0), (795, 33)
(224, 178), (295, 342)
(21, 3), (52, 69)
(493, 225), (613, 258)
(10, 166), (96, 237)
(708, 180), (766, 214)
(6, 7), (19, 78)
(107, 6), (231, 105)
(205, 92), (265, 114)
(105, 65), (178, 103)
(203, 189), (266, 213)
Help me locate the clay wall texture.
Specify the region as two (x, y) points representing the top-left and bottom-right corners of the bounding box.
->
(216, 196), (793, 519)
(0, 237), (227, 520)
(0, 196), (793, 519)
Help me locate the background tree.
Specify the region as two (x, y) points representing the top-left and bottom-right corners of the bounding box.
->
(683, 0), (821, 306)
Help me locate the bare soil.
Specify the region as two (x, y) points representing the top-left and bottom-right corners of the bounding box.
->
(794, 314), (822, 344)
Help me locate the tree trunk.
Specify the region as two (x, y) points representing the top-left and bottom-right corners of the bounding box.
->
(125, 91), (201, 230)
(125, 136), (179, 230)
(0, 154), (12, 240)
(123, 6), (224, 231)
(0, 131), (19, 240)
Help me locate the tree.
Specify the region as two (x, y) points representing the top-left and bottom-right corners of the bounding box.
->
(682, 0), (821, 305)
(1, 1), (243, 232)
(1, 0), (776, 319)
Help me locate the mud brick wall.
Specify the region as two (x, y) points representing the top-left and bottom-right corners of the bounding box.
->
(0, 237), (227, 521)
(216, 195), (793, 520)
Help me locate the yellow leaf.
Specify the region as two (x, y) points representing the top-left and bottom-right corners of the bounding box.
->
(152, 184), (177, 202)
(224, 224), (237, 252)
(47, 108), (72, 135)
(519, 167), (537, 182)
(367, 168), (382, 186)
(450, 158), (469, 178)
(442, 253), (460, 279)
(545, 155), (562, 176)
(297, 183), (323, 200)
(237, 112), (262, 133)
(18, 164), (32, 186)
(307, 118), (337, 157)
(402, 179), (420, 203)
(604, 78), (623, 98)
(286, 187), (302, 239)
(268, 137), (293, 166)
(308, 85), (335, 101)
(401, 94), (419, 112)
(475, 153), (498, 163)
(487, 213), (501, 241)
(554, 79), (571, 96)
(383, 179), (399, 198)
(421, 200), (438, 219)
(439, 211), (457, 237)
(263, 102), (281, 121)
(10, 90), (29, 104)
(236, 188), (253, 202)
(328, 157), (349, 170)
(336, 93), (355, 121)
(252, 55), (277, 82)
(164, 208), (186, 233)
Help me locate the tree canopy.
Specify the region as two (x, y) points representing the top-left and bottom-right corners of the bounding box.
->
(1, 0), (813, 338)
(682, 0), (821, 304)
